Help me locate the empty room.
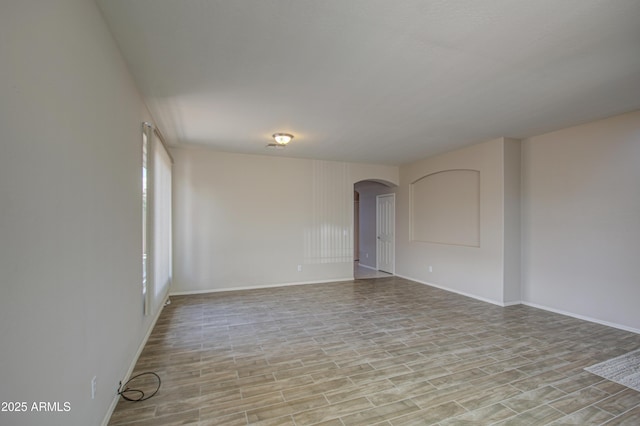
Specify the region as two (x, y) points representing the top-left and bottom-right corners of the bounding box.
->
(1, 1), (639, 425)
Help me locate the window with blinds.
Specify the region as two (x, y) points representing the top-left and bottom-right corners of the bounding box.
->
(142, 123), (172, 316)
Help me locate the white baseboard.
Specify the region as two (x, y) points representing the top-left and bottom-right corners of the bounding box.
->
(521, 301), (640, 335)
(394, 274), (513, 307)
(169, 277), (354, 296)
(101, 293), (170, 426)
(395, 274), (505, 306)
(394, 275), (640, 334)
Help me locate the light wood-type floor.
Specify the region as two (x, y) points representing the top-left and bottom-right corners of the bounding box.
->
(109, 277), (640, 425)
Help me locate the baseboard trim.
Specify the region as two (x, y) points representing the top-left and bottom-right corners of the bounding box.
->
(101, 292), (170, 426)
(394, 274), (514, 307)
(521, 301), (640, 335)
(169, 277), (355, 296)
(393, 276), (639, 334)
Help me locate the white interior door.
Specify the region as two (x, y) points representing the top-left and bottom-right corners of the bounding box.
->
(376, 193), (395, 274)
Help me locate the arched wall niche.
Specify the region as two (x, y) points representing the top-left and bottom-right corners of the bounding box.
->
(410, 169), (480, 247)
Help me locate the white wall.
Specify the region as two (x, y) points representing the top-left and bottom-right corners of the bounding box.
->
(522, 110), (640, 332)
(171, 147), (398, 293)
(396, 138), (518, 305)
(0, 1), (161, 424)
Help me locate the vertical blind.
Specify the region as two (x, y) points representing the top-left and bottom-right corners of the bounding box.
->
(143, 123), (172, 315)
(153, 131), (172, 305)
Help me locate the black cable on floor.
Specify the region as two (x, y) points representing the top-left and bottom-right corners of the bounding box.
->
(117, 372), (161, 402)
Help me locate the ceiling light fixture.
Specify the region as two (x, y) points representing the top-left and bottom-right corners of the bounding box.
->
(272, 133), (294, 145)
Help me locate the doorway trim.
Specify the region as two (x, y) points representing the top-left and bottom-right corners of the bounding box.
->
(376, 193), (395, 274)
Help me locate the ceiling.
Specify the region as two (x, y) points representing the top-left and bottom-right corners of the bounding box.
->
(96, 0), (640, 165)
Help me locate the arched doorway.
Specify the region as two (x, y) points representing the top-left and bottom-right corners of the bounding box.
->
(354, 180), (396, 279)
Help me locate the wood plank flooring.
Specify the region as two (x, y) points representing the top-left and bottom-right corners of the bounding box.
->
(108, 277), (640, 425)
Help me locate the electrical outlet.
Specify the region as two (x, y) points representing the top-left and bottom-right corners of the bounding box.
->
(297, 265), (302, 272)
(91, 376), (97, 399)
(428, 265), (433, 273)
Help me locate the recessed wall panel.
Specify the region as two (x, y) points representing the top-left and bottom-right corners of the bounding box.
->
(411, 169), (480, 247)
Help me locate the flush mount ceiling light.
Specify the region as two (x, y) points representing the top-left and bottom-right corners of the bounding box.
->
(267, 133), (294, 149)
(272, 133), (293, 145)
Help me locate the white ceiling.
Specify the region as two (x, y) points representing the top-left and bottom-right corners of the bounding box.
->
(96, 0), (640, 165)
